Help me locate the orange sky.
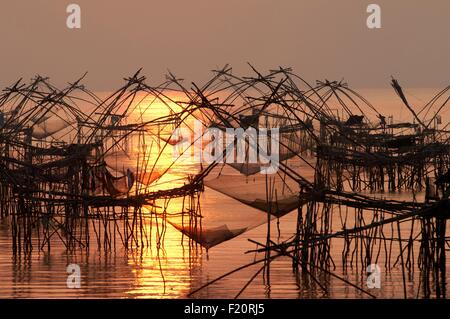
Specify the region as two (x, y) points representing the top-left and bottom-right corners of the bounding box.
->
(0, 0), (448, 90)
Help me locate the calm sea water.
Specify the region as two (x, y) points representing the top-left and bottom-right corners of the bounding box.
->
(0, 88), (448, 298)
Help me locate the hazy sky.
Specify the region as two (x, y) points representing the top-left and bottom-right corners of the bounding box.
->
(0, 0), (448, 90)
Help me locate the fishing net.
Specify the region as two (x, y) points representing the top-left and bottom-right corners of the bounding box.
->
(165, 191), (271, 250)
(170, 223), (248, 250)
(164, 159), (312, 250)
(204, 170), (301, 218)
(91, 164), (133, 196)
(160, 120), (316, 249)
(103, 150), (164, 191)
(31, 118), (74, 139)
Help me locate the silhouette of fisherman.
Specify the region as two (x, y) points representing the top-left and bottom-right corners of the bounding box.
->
(378, 114), (386, 129)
